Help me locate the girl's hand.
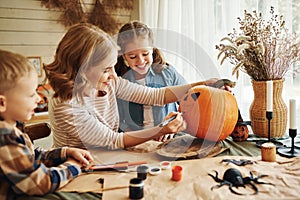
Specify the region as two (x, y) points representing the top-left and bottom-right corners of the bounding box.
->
(204, 78), (219, 86)
(66, 148), (94, 167)
(210, 78), (236, 92)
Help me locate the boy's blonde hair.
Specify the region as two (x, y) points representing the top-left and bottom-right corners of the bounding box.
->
(0, 50), (34, 94)
(44, 23), (118, 102)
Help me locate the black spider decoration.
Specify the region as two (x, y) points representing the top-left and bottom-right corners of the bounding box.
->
(208, 168), (274, 195)
(221, 159), (256, 166)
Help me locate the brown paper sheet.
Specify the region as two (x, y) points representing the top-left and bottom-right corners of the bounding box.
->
(59, 155), (300, 200)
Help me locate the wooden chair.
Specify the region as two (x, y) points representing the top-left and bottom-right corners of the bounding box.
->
(24, 122), (51, 142)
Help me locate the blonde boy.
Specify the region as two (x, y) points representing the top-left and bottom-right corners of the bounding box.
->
(0, 50), (93, 199)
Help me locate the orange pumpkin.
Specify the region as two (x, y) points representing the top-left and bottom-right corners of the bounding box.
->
(179, 86), (238, 141)
(35, 92), (48, 112)
(230, 124), (249, 142)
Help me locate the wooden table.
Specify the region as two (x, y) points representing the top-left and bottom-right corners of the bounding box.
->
(58, 141), (300, 200)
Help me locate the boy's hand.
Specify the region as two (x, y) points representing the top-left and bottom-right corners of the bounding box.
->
(66, 148), (93, 167)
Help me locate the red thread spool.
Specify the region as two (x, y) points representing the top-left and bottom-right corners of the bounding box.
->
(172, 165), (183, 181)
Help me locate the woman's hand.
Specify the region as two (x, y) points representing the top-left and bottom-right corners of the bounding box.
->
(66, 148), (94, 167)
(159, 112), (186, 136)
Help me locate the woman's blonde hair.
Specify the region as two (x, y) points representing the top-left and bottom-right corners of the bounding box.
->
(44, 23), (117, 101)
(115, 20), (167, 76)
(0, 50), (34, 94)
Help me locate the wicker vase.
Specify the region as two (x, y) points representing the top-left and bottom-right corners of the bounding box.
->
(249, 79), (287, 138)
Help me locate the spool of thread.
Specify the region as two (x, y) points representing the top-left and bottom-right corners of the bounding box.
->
(172, 165), (183, 181)
(129, 178), (144, 199)
(261, 142), (276, 162)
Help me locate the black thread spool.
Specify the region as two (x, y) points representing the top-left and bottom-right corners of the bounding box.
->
(129, 178), (144, 199)
(137, 165), (149, 180)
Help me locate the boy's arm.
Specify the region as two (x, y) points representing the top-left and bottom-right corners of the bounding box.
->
(0, 127), (81, 196)
(34, 146), (68, 167)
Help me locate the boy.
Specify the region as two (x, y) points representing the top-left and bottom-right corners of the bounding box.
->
(0, 49), (93, 199)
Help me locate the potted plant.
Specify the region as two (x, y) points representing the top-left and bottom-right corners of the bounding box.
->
(216, 7), (300, 138)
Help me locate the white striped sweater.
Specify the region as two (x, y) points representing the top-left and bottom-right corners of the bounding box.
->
(49, 77), (165, 149)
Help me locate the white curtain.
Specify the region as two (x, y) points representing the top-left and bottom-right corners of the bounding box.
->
(139, 0), (300, 129)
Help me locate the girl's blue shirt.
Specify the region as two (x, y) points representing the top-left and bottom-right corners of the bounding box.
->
(117, 64), (186, 131)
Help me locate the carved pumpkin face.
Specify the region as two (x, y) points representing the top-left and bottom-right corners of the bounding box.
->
(179, 86), (238, 141)
(230, 124), (249, 142)
(35, 92), (48, 112)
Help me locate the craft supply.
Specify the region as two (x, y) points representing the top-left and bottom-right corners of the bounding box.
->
(159, 115), (176, 127)
(129, 178), (144, 199)
(261, 142), (276, 162)
(137, 165), (149, 180)
(221, 159), (256, 166)
(83, 160), (147, 172)
(208, 168), (274, 195)
(160, 161), (171, 170)
(172, 165), (183, 181)
(149, 166), (161, 175)
(102, 185), (128, 192)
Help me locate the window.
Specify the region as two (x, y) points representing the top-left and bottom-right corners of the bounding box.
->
(140, 0), (300, 132)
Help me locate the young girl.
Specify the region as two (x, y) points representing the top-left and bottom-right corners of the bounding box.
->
(115, 21), (186, 142)
(44, 23), (218, 150)
(0, 50), (93, 199)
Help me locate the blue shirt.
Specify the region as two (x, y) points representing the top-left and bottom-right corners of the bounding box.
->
(117, 64), (186, 131)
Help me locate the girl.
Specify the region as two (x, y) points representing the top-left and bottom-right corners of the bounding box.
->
(115, 21), (186, 142)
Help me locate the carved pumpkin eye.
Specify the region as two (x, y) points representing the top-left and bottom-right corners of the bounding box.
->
(191, 92), (200, 101)
(183, 95), (188, 101)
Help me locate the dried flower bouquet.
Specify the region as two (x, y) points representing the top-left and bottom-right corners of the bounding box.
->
(216, 7), (300, 81)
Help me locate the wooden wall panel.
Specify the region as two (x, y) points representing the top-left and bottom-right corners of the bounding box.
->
(0, 0), (138, 83)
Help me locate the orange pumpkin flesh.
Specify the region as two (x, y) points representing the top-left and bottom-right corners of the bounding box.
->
(179, 86), (238, 141)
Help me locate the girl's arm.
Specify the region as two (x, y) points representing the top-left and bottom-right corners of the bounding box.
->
(164, 78), (218, 104)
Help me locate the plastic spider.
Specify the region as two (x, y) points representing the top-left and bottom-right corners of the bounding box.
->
(208, 168), (274, 195)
